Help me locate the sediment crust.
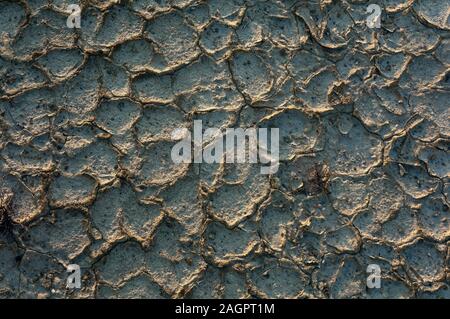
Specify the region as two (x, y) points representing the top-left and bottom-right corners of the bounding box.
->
(0, 0), (449, 299)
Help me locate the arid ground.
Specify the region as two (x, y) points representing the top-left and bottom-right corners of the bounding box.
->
(0, 0), (449, 298)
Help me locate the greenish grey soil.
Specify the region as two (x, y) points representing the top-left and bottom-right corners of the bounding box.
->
(0, 0), (449, 299)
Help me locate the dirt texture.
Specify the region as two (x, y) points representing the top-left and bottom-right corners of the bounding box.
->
(0, 0), (449, 299)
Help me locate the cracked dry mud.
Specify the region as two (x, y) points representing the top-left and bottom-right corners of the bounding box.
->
(0, 0), (449, 299)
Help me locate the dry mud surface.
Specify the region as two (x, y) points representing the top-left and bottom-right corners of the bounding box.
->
(0, 0), (449, 299)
